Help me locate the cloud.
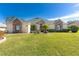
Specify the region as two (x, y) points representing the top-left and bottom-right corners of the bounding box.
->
(48, 12), (79, 21)
(73, 3), (79, 7)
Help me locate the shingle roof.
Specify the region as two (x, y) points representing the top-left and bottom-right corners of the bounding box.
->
(6, 16), (26, 23)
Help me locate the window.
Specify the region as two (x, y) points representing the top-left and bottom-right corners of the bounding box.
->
(57, 25), (60, 30)
(16, 25), (21, 30)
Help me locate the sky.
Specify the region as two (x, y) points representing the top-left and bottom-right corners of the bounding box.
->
(0, 3), (79, 23)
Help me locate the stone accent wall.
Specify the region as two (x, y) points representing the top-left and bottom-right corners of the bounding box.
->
(54, 20), (63, 30)
(13, 19), (22, 33)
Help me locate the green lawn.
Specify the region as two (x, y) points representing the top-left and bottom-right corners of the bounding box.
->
(0, 32), (79, 56)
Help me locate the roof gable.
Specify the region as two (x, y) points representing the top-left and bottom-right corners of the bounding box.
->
(6, 16), (25, 23)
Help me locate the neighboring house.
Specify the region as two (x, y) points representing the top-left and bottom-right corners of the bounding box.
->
(46, 20), (68, 30)
(68, 21), (79, 27)
(30, 18), (68, 31)
(0, 23), (7, 32)
(6, 16), (68, 33)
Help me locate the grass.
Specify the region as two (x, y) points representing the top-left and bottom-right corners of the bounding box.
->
(0, 32), (79, 56)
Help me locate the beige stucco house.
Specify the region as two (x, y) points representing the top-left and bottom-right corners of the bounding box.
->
(6, 17), (30, 33)
(30, 18), (68, 31)
(68, 21), (79, 27)
(46, 20), (68, 30)
(6, 17), (68, 33)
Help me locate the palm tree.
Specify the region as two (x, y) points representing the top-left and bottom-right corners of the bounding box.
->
(42, 24), (48, 33)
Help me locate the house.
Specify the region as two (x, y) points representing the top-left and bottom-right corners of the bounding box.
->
(6, 17), (68, 33)
(6, 16), (30, 33)
(30, 18), (68, 31)
(0, 23), (7, 32)
(46, 19), (68, 30)
(68, 20), (79, 27)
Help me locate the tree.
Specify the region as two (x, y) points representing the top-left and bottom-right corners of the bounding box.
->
(42, 24), (48, 33)
(31, 25), (37, 33)
(70, 25), (78, 33)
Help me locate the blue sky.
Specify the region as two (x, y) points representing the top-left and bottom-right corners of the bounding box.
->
(0, 3), (79, 23)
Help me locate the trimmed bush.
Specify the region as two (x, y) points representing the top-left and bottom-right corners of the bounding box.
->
(48, 29), (70, 32)
(47, 29), (55, 32)
(70, 25), (78, 33)
(61, 29), (70, 32)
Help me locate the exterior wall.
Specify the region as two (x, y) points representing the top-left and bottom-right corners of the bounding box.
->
(63, 24), (68, 29)
(22, 22), (31, 33)
(46, 22), (55, 29)
(48, 24), (55, 29)
(46, 21), (68, 30)
(6, 22), (13, 33)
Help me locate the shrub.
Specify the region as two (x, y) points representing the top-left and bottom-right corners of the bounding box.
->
(31, 25), (37, 33)
(0, 31), (4, 37)
(42, 24), (48, 33)
(61, 29), (70, 32)
(47, 29), (55, 32)
(47, 29), (70, 32)
(70, 25), (78, 33)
